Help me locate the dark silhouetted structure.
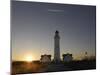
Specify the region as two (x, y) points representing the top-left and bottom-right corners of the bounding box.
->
(54, 30), (61, 63)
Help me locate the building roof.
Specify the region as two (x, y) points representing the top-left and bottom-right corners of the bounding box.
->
(63, 53), (72, 57)
(41, 54), (51, 58)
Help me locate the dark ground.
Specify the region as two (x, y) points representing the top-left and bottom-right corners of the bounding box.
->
(12, 60), (96, 75)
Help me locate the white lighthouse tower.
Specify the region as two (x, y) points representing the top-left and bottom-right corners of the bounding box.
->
(54, 30), (61, 62)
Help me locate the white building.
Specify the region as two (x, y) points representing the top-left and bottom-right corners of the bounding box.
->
(40, 54), (51, 63)
(62, 53), (73, 62)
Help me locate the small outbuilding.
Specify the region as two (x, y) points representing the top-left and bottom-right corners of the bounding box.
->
(62, 53), (73, 62)
(40, 54), (51, 63)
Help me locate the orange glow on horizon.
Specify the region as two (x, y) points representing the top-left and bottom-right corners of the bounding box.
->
(24, 55), (34, 62)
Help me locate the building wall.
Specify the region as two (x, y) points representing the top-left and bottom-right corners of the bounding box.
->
(40, 55), (51, 63)
(63, 54), (73, 62)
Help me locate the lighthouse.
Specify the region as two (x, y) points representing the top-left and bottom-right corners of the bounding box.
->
(54, 30), (61, 62)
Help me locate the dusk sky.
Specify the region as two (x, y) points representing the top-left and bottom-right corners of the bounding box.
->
(12, 1), (96, 61)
